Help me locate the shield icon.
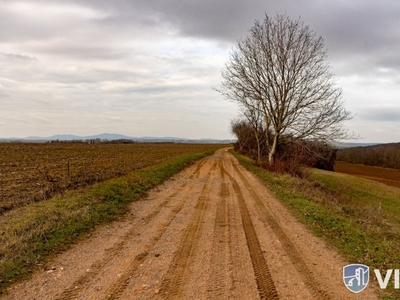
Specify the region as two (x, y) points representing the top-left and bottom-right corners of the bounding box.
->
(343, 264), (369, 293)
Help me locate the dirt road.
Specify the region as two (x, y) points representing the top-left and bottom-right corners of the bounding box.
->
(3, 149), (378, 299)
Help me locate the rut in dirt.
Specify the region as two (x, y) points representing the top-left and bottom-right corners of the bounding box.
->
(230, 162), (330, 299)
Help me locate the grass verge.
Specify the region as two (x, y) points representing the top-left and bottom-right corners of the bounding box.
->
(0, 150), (215, 294)
(231, 150), (400, 299)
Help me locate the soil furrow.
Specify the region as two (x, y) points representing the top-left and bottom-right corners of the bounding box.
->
(231, 159), (331, 299)
(224, 167), (279, 300)
(158, 161), (217, 298)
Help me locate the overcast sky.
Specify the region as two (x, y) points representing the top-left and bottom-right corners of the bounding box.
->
(1, 0), (400, 142)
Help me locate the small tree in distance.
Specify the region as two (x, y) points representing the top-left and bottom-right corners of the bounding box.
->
(216, 14), (352, 165)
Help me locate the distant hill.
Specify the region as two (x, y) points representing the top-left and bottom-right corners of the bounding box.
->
(0, 133), (234, 144)
(333, 142), (379, 149)
(23, 133), (132, 141)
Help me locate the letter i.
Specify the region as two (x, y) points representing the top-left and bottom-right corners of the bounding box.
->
(395, 269), (399, 289)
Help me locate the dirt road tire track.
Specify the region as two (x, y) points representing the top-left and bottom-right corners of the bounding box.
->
(158, 162), (217, 298)
(229, 158), (331, 299)
(223, 166), (279, 300)
(104, 199), (185, 299)
(206, 164), (232, 299)
(56, 196), (173, 300)
(104, 159), (213, 300)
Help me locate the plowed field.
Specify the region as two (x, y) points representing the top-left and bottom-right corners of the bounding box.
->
(2, 149), (378, 299)
(335, 161), (400, 189)
(0, 143), (222, 213)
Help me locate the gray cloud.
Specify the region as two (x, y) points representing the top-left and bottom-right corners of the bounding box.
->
(0, 52), (38, 61)
(359, 107), (400, 122)
(122, 0), (400, 78)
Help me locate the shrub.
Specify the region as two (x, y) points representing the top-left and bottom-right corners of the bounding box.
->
(261, 139), (336, 178)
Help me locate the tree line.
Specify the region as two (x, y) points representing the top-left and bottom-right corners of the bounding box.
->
(337, 143), (400, 169)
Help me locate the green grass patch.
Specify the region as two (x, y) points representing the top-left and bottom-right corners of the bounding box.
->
(0, 149), (216, 294)
(231, 150), (400, 299)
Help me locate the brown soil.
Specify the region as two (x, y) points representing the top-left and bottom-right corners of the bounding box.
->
(2, 149), (378, 299)
(335, 161), (400, 189)
(0, 143), (222, 214)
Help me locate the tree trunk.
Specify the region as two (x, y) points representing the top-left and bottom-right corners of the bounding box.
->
(254, 131), (261, 165)
(268, 133), (279, 166)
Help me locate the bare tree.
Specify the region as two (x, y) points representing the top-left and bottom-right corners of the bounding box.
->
(216, 14), (352, 165)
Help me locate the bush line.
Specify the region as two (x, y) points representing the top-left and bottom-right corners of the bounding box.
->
(0, 150), (214, 294)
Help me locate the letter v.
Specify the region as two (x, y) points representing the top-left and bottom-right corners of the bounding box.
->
(374, 269), (393, 289)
